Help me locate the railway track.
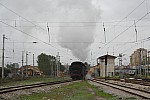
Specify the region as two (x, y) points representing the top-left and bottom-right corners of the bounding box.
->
(125, 80), (150, 86)
(90, 78), (150, 99)
(0, 80), (72, 94)
(108, 78), (150, 86)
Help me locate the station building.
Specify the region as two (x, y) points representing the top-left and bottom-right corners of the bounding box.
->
(97, 54), (116, 77)
(19, 65), (43, 76)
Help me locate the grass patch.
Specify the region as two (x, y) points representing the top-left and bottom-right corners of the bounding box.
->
(18, 81), (117, 100)
(86, 82), (115, 99)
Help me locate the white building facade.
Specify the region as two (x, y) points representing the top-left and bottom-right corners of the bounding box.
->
(97, 55), (116, 77)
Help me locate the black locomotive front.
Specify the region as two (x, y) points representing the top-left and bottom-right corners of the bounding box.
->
(69, 61), (86, 80)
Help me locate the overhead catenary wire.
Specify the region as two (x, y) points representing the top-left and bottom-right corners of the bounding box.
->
(1, 18), (150, 28)
(2, 24), (150, 27)
(0, 2), (79, 60)
(0, 18), (137, 23)
(104, 0), (146, 33)
(108, 12), (150, 44)
(118, 36), (150, 55)
(114, 18), (150, 51)
(0, 0), (149, 63)
(1, 40), (147, 44)
(93, 12), (150, 60)
(0, 20), (74, 58)
(0, 2), (50, 42)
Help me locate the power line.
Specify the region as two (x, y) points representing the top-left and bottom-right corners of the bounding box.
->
(118, 37), (150, 54)
(115, 23), (150, 52)
(0, 2), (51, 42)
(108, 12), (150, 44)
(93, 12), (150, 59)
(2, 23), (150, 28)
(0, 20), (74, 58)
(104, 0), (146, 33)
(0, 18), (135, 23)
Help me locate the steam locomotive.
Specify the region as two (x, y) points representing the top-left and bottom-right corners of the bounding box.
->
(69, 61), (86, 80)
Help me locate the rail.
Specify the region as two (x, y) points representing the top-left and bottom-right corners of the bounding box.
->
(0, 79), (72, 94)
(90, 78), (150, 99)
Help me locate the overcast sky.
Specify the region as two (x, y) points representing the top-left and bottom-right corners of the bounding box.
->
(0, 0), (150, 66)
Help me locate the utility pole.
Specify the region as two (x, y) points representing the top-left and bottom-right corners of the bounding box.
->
(55, 52), (60, 77)
(22, 51), (24, 78)
(59, 55), (60, 75)
(26, 51), (28, 77)
(105, 55), (107, 80)
(91, 51), (92, 66)
(97, 58), (100, 77)
(139, 48), (142, 78)
(148, 51), (150, 76)
(51, 57), (53, 76)
(33, 54), (34, 76)
(55, 55), (57, 77)
(67, 63), (68, 76)
(119, 54), (123, 79)
(56, 52), (59, 77)
(2, 34), (5, 79)
(145, 52), (148, 78)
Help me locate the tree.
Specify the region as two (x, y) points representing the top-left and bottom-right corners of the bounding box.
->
(6, 63), (19, 74)
(37, 53), (56, 75)
(0, 67), (11, 78)
(60, 64), (65, 72)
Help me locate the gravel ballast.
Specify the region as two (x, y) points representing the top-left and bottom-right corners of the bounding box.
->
(88, 81), (143, 99)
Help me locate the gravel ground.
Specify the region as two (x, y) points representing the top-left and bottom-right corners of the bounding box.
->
(0, 82), (73, 100)
(88, 81), (143, 100)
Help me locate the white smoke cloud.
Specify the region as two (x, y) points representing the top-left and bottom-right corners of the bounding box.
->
(57, 0), (101, 61)
(0, 0), (101, 61)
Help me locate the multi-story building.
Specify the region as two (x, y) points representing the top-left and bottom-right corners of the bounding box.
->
(130, 48), (147, 66)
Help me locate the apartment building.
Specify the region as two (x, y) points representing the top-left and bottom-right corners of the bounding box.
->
(130, 48), (147, 66)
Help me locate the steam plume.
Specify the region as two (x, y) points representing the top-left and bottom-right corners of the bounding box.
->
(57, 0), (101, 61)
